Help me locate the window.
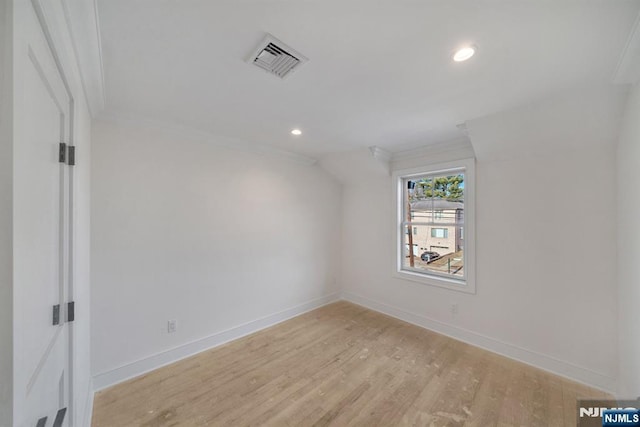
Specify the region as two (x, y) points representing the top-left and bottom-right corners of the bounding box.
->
(393, 159), (475, 293)
(431, 228), (448, 238)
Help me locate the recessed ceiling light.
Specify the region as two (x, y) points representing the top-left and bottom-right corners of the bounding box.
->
(453, 46), (476, 62)
(291, 129), (302, 136)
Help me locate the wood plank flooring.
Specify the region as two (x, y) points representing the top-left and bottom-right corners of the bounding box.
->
(92, 301), (610, 426)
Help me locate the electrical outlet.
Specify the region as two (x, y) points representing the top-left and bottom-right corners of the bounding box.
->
(167, 319), (177, 333)
(450, 303), (458, 317)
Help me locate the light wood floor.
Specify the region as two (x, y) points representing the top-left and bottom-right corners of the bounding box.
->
(92, 301), (610, 426)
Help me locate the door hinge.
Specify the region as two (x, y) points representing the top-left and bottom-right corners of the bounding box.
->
(53, 304), (60, 325)
(58, 142), (66, 163)
(52, 304), (60, 325)
(67, 301), (75, 322)
(52, 408), (66, 427)
(68, 145), (75, 166)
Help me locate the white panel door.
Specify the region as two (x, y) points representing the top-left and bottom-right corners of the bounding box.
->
(14, 1), (73, 426)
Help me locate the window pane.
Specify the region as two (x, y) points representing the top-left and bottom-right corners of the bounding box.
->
(401, 171), (465, 280)
(406, 174), (464, 224)
(402, 225), (464, 277)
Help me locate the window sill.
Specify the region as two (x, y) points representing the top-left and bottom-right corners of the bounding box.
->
(394, 269), (476, 294)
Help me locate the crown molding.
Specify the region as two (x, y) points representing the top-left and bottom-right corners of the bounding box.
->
(613, 10), (640, 85)
(369, 146), (391, 163)
(456, 122), (469, 136)
(60, 0), (106, 116)
(390, 137), (474, 163)
(368, 146), (391, 175)
(97, 112), (319, 166)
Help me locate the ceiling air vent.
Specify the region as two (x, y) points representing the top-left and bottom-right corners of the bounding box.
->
(247, 34), (308, 79)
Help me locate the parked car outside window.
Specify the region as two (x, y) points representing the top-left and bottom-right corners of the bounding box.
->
(420, 251), (440, 262)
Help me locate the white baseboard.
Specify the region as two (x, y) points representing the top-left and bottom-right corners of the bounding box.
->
(91, 290), (617, 396)
(92, 292), (341, 391)
(81, 379), (94, 427)
(341, 291), (617, 394)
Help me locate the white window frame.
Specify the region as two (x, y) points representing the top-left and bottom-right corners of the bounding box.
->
(392, 158), (476, 294)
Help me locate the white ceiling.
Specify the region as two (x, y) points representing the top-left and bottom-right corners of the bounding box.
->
(96, 0), (640, 157)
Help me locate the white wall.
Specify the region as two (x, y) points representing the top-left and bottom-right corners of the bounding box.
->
(0, 0), (13, 424)
(90, 119), (342, 387)
(617, 83), (640, 398)
(323, 87), (625, 392)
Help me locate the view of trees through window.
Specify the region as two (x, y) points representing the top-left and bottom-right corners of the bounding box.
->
(402, 172), (465, 278)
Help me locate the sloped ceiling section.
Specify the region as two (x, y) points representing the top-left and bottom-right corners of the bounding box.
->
(465, 85), (630, 162)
